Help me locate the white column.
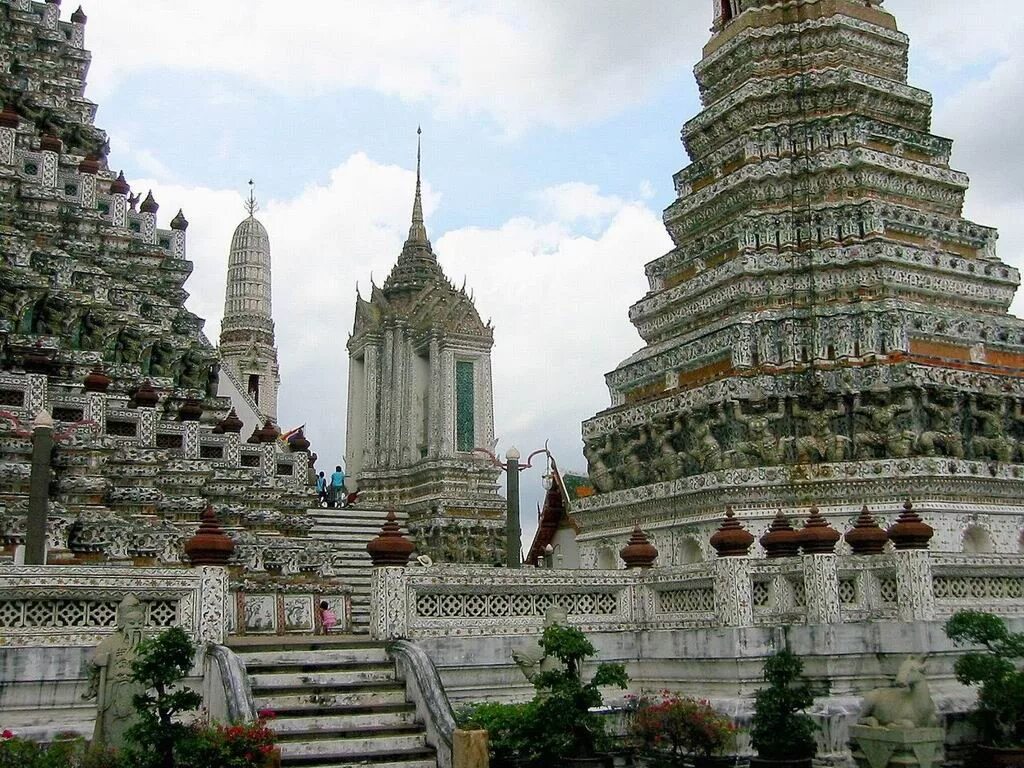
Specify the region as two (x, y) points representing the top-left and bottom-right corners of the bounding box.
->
(477, 353), (495, 452)
(364, 345), (380, 468)
(380, 330), (394, 467)
(440, 348), (456, 456)
(428, 336), (441, 458)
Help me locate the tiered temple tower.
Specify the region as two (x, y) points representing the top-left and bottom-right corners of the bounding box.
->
(218, 186), (280, 427)
(345, 132), (505, 563)
(576, 0), (1024, 566)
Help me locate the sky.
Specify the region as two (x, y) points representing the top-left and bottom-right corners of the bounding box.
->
(72, 0), (1024, 543)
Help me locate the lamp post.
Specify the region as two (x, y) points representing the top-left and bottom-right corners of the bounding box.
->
(474, 442), (551, 569)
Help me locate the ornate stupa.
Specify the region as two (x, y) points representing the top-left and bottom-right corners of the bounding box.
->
(345, 130), (505, 563)
(576, 0), (1024, 565)
(217, 182), (281, 431)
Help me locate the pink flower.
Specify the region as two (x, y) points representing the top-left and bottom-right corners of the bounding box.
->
(1, 729), (14, 740)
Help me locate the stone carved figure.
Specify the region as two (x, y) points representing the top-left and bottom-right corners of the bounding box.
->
(792, 389), (851, 463)
(512, 606), (569, 683)
(859, 657), (938, 729)
(584, 434), (617, 493)
(146, 340), (177, 378)
(109, 327), (143, 365)
(653, 415), (686, 481)
(176, 348), (208, 390)
(917, 388), (964, 458)
(76, 311), (106, 350)
(728, 398), (784, 467)
(619, 425), (653, 486)
(969, 393), (1014, 462)
(687, 405), (723, 472)
(854, 389), (916, 459)
(87, 595), (147, 749)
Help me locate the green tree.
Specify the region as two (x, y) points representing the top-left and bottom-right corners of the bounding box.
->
(750, 650), (824, 760)
(945, 610), (1024, 746)
(122, 627), (203, 768)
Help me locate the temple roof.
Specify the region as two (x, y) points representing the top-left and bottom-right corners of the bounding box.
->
(352, 131), (491, 341)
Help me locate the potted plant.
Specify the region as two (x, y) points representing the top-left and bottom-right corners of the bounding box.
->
(945, 610), (1024, 767)
(750, 650), (824, 768)
(630, 692), (735, 767)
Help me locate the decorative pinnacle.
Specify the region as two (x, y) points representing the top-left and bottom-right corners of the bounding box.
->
(245, 178), (259, 216)
(407, 126), (428, 245)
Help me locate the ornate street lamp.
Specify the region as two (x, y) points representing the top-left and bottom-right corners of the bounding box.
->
(473, 442), (551, 569)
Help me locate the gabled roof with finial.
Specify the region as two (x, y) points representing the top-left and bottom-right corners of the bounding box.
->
(353, 129), (491, 341)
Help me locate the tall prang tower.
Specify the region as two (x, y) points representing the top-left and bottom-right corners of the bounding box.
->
(576, 0), (1024, 566)
(345, 132), (505, 564)
(218, 184), (280, 427)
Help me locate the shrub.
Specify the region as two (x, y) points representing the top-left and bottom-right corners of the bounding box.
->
(945, 610), (1024, 747)
(175, 719), (277, 768)
(0, 733), (121, 768)
(630, 692), (735, 763)
(750, 650), (823, 760)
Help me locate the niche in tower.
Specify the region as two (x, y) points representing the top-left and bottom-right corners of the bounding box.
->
(721, 0), (734, 22)
(248, 373), (260, 405)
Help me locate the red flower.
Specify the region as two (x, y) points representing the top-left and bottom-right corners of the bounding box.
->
(1, 729), (14, 740)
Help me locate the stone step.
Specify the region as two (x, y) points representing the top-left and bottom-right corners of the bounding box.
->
(251, 668), (397, 690)
(280, 754), (435, 768)
(270, 710), (416, 736)
(254, 687), (407, 713)
(279, 733), (427, 760)
(242, 647), (388, 668)
(229, 634), (381, 652)
(309, 509), (408, 522)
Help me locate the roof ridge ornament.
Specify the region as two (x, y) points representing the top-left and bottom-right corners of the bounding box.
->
(244, 178), (259, 217)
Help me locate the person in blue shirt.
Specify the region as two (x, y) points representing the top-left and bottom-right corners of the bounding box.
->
(315, 471), (328, 507)
(330, 465), (346, 509)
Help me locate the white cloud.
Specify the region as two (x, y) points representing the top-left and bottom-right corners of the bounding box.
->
(535, 182), (627, 223)
(79, 1), (706, 132)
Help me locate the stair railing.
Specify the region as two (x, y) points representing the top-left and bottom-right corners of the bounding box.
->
(204, 643), (257, 723)
(388, 639), (456, 768)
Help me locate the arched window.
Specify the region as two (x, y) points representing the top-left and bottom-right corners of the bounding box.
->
(963, 525), (994, 554)
(721, 0), (735, 22)
(677, 538), (705, 565)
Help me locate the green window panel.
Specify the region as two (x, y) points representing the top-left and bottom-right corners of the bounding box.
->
(456, 360), (475, 453)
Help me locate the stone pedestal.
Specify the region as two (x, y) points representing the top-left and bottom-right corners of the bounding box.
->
(850, 725), (944, 768)
(453, 728), (489, 768)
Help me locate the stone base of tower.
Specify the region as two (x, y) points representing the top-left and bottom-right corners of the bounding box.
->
(355, 458), (506, 564)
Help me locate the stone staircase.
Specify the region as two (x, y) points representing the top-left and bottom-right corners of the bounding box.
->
(232, 635), (436, 768)
(309, 506), (410, 632)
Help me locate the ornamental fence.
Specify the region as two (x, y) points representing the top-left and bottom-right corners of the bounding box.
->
(0, 565), (227, 647)
(370, 551), (1024, 639)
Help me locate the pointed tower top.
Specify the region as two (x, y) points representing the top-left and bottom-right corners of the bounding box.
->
(407, 126), (428, 246)
(244, 179), (259, 217)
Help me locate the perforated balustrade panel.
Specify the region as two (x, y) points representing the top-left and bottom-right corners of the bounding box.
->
(0, 598), (180, 629)
(414, 590), (618, 619)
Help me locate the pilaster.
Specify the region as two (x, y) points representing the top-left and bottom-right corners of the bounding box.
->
(713, 555), (752, 627)
(803, 553), (842, 624)
(895, 550), (936, 621)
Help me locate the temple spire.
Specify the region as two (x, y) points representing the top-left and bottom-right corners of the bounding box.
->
(407, 127), (429, 245)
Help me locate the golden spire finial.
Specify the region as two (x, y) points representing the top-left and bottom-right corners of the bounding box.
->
(244, 179), (258, 216)
(407, 127), (428, 245)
